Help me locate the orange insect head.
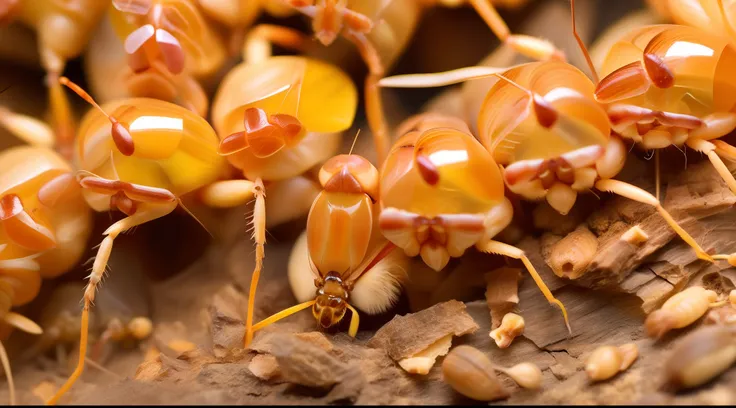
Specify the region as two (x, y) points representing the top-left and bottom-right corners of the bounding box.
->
(0, 194), (57, 252)
(218, 107), (305, 158)
(312, 272), (350, 329)
(318, 154), (379, 198)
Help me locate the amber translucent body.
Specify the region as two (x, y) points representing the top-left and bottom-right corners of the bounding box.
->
(475, 61), (610, 165)
(75, 97), (226, 209)
(307, 0), (422, 70)
(379, 126), (509, 271)
(211, 56), (358, 181)
(652, 1), (736, 41)
(109, 0), (227, 78)
(15, 0), (107, 67)
(381, 128), (504, 217)
(599, 24), (736, 118)
(0, 146), (92, 305)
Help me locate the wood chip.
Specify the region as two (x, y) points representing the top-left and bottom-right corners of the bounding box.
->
(398, 334), (453, 375)
(367, 300), (479, 361)
(485, 267), (522, 329)
(269, 333), (358, 389)
(248, 354), (281, 381)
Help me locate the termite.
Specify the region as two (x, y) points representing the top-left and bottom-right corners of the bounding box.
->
(106, 0), (229, 116)
(378, 112), (571, 332)
(644, 0), (736, 44)
(44, 77), (231, 405)
(249, 148), (410, 339)
(645, 286), (725, 339)
(376, 0), (734, 265)
(0, 97), (94, 405)
(196, 24), (358, 348)
(282, 0), (558, 165)
(0, 0), (109, 158)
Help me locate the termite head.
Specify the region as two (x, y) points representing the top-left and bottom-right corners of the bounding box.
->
(313, 0), (342, 46)
(319, 154), (379, 199)
(312, 272), (350, 329)
(219, 107), (305, 158)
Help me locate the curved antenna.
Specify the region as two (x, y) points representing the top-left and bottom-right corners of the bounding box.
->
(348, 128), (361, 156)
(571, 0), (599, 83)
(59, 77), (136, 156)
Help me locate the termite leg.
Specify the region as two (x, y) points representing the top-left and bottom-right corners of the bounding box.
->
(251, 300), (317, 333)
(40, 43), (76, 158)
(344, 31), (389, 166)
(199, 180), (256, 208)
(0, 106), (55, 149)
(201, 179), (269, 347)
(242, 24), (307, 65)
(45, 202), (176, 406)
(467, 0), (565, 61)
(0, 341), (14, 406)
(476, 239), (571, 334)
(686, 138), (736, 195)
(46, 72), (76, 160)
(244, 179), (266, 347)
(594, 179), (721, 262)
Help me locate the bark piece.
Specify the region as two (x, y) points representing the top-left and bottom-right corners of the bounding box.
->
(398, 334), (453, 375)
(248, 354), (280, 381)
(367, 300), (479, 361)
(485, 267), (522, 329)
(268, 333), (359, 389)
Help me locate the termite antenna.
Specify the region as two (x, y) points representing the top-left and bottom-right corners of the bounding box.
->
(571, 0), (599, 84)
(348, 128), (361, 156)
(58, 76), (135, 156)
(176, 198), (213, 238)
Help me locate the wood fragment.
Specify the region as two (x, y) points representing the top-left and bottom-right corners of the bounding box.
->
(367, 300), (479, 361)
(485, 267), (522, 330)
(269, 333), (358, 389)
(248, 354), (280, 381)
(621, 225), (649, 246)
(398, 334), (453, 375)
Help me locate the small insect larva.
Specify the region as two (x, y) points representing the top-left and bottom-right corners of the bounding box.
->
(547, 226), (598, 280)
(663, 325), (736, 391)
(730, 290), (735, 308)
(490, 313), (525, 349)
(645, 287), (719, 340)
(585, 343), (639, 382)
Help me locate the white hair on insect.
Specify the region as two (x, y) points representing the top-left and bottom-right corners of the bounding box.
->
(287, 231), (318, 304)
(350, 248), (409, 315)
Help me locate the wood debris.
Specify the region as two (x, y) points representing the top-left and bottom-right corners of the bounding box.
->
(367, 300), (479, 363)
(485, 267), (522, 330)
(268, 333), (361, 389)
